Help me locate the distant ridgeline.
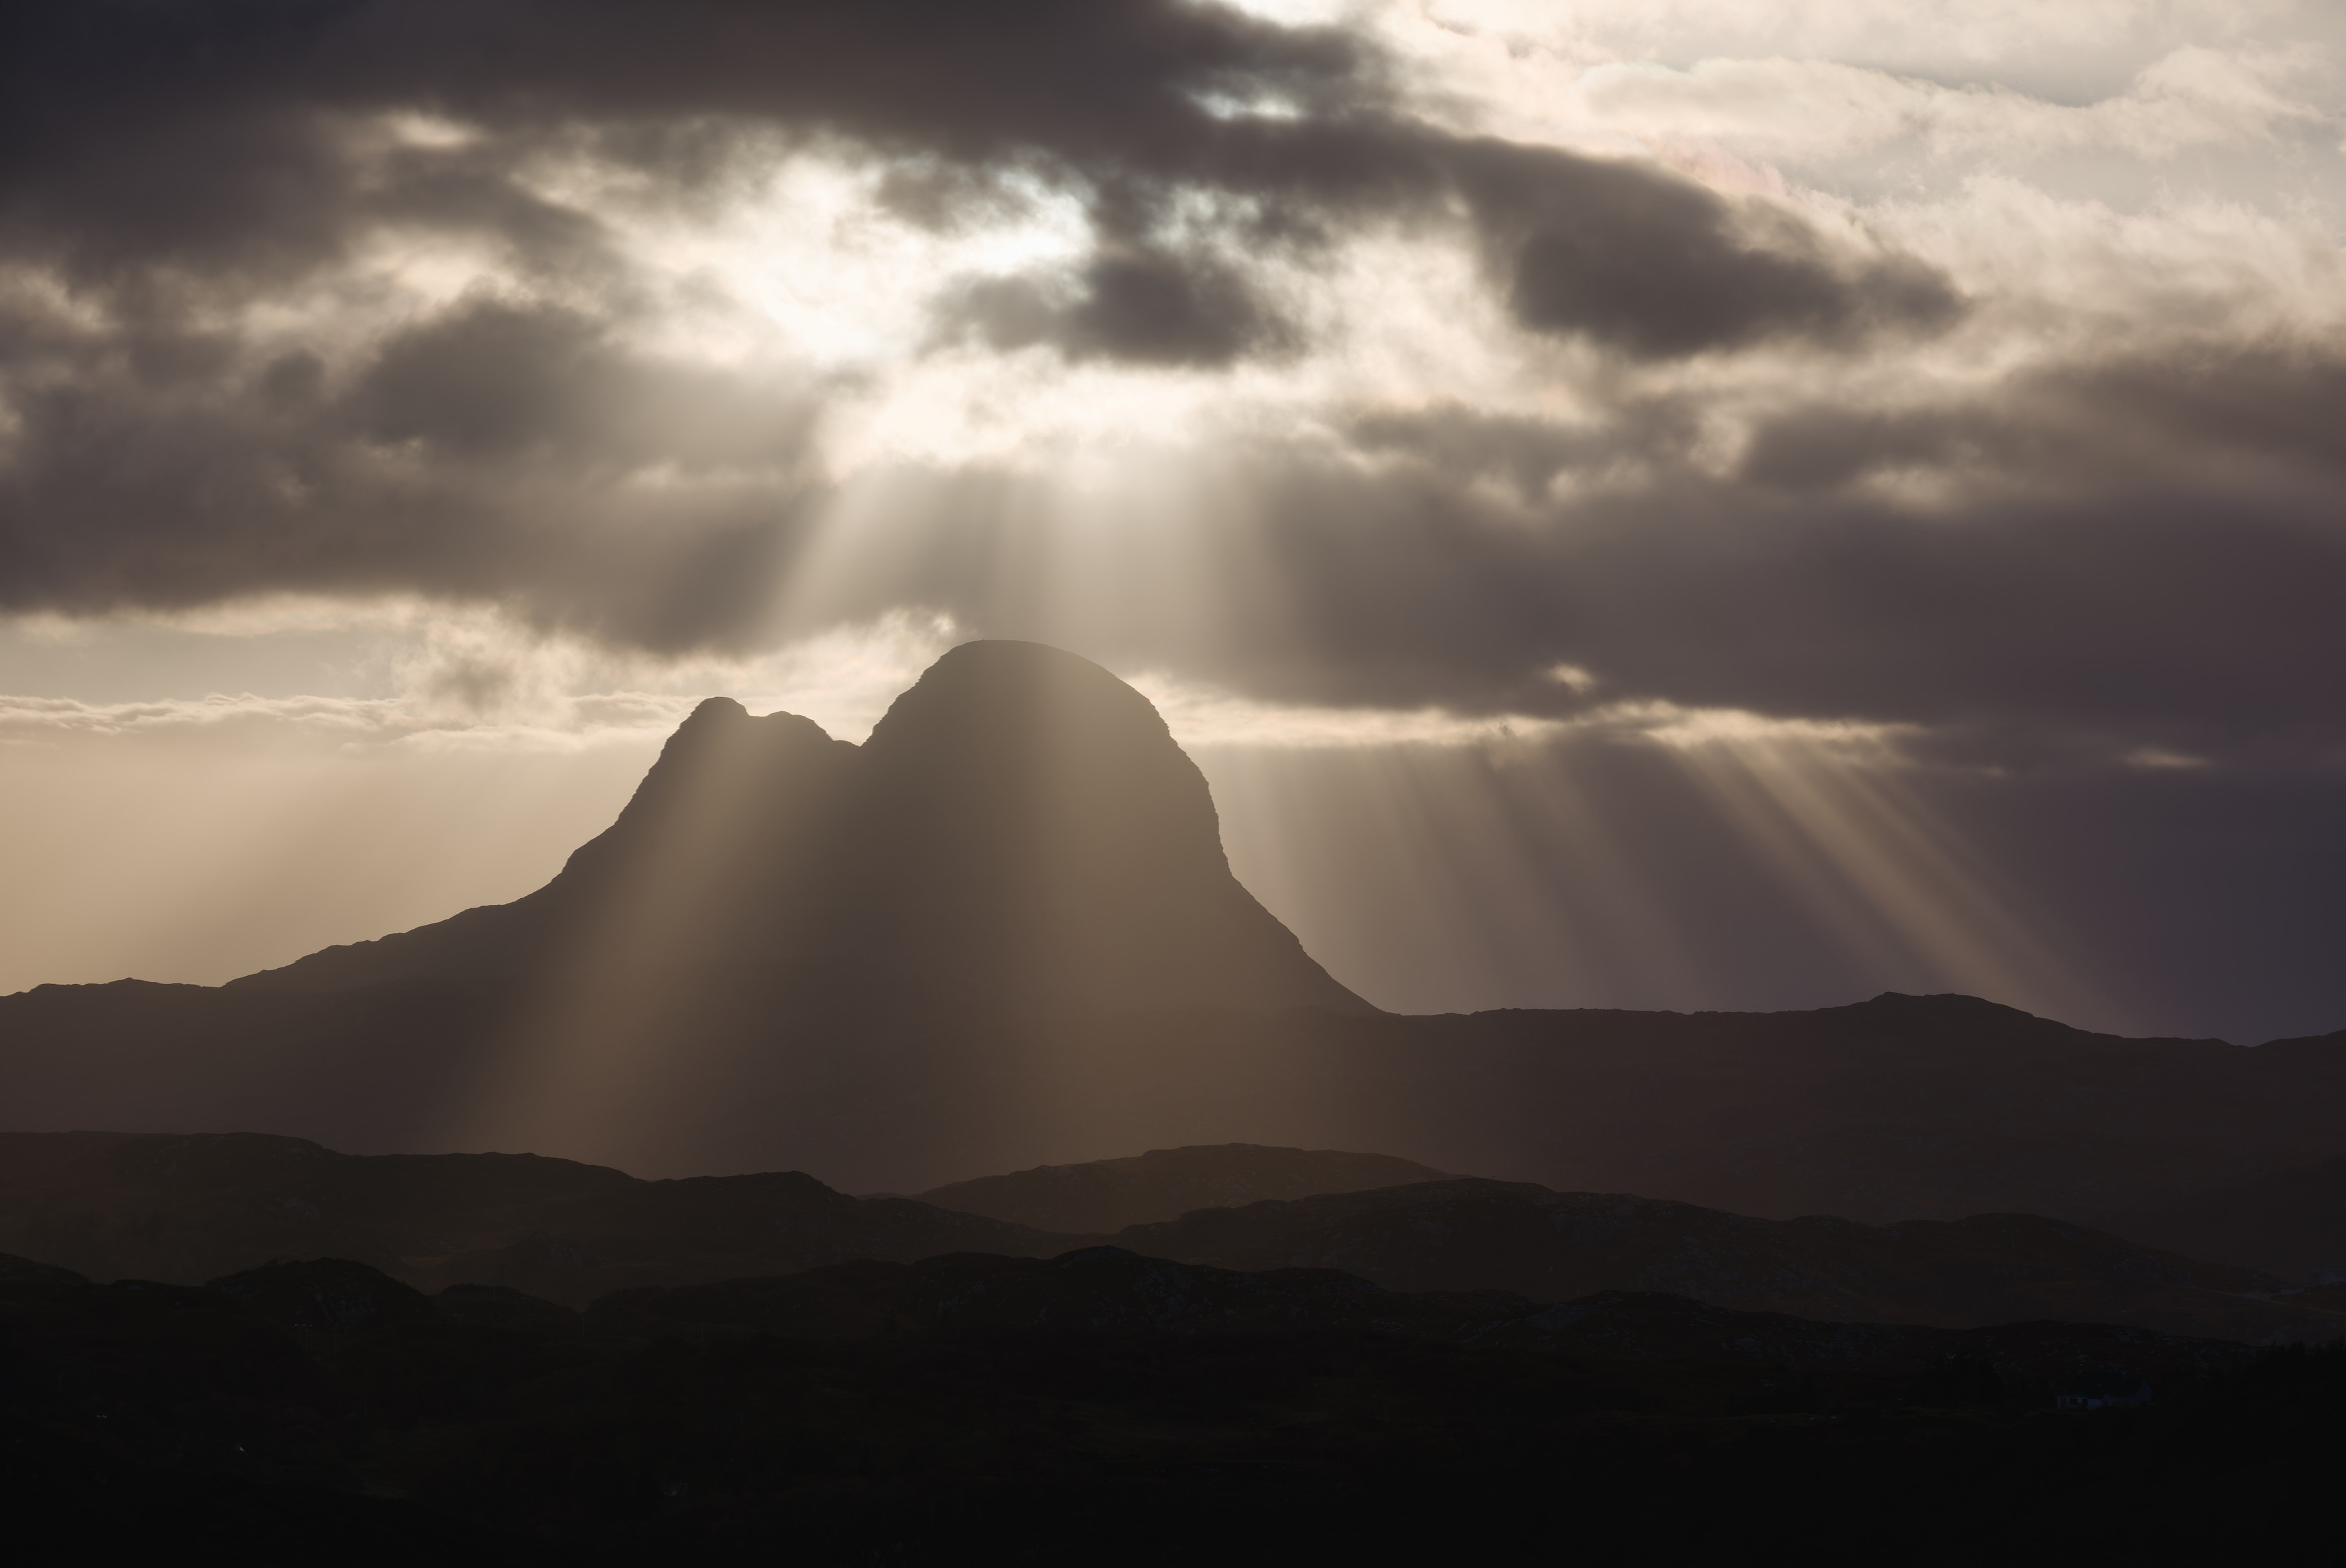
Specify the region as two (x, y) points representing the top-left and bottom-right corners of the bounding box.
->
(5, 1133), (2342, 1344)
(4, 641), (2346, 1253)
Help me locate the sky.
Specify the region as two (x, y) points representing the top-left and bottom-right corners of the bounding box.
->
(3, 0), (2344, 1043)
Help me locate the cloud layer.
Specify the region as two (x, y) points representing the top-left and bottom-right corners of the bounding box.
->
(2, 4), (2343, 768)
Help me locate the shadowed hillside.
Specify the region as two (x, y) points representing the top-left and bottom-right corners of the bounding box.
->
(912, 1144), (1450, 1232)
(2102, 1152), (2346, 1281)
(0, 1131), (1062, 1306)
(6, 1130), (2341, 1340)
(1109, 1177), (2346, 1344)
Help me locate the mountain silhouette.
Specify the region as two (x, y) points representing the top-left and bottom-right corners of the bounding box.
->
(0, 640), (1367, 1182)
(230, 640), (1367, 1019)
(3, 641), (2345, 1212)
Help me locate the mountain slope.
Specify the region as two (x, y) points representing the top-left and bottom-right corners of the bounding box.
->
(228, 698), (858, 997)
(1106, 1176), (2346, 1343)
(0, 1130), (1063, 1306)
(981, 997), (2346, 1233)
(914, 1144), (1450, 1232)
(2102, 1151), (2346, 1280)
(7, 981), (2346, 1210)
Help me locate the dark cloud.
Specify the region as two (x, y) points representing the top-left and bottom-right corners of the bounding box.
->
(1741, 346), (2346, 496)
(0, 0), (1950, 360)
(1346, 399), (1703, 501)
(1, 0), (2339, 786)
(1450, 140), (1964, 358)
(350, 302), (618, 459)
(939, 246), (1288, 367)
(336, 298), (816, 469)
(0, 290), (823, 651)
(0, 0), (1974, 668)
(749, 338), (2346, 776)
(874, 160), (1044, 232)
(1259, 380), (2346, 766)
(0, 0), (1370, 283)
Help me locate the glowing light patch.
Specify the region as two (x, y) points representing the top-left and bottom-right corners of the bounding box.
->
(1185, 87), (1309, 122)
(1545, 662), (1600, 692)
(1097, 681), (1910, 757)
(372, 112), (481, 151)
(1137, 678), (1569, 749)
(1629, 704), (1911, 753)
(78, 595), (449, 639)
(2124, 746), (2211, 770)
(0, 692), (418, 746)
(1217, 0), (1353, 24)
(0, 611), (964, 753)
(611, 152), (1093, 374)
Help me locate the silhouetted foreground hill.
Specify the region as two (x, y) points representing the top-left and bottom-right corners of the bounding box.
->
(911, 1143), (1449, 1232)
(578, 1248), (2274, 1380)
(7, 1131), (2341, 1341)
(0, 1131), (1061, 1306)
(4, 642), (2345, 1221)
(1115, 1178), (2346, 1345)
(5, 1250), (2340, 1561)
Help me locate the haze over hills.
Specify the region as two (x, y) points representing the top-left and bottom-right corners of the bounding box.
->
(3, 641), (2345, 1233)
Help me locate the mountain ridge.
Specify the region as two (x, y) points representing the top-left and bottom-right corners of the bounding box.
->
(7, 1129), (2343, 1341)
(3, 641), (2343, 1209)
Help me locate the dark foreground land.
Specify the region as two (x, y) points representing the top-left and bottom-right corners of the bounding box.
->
(5, 1249), (2341, 1564)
